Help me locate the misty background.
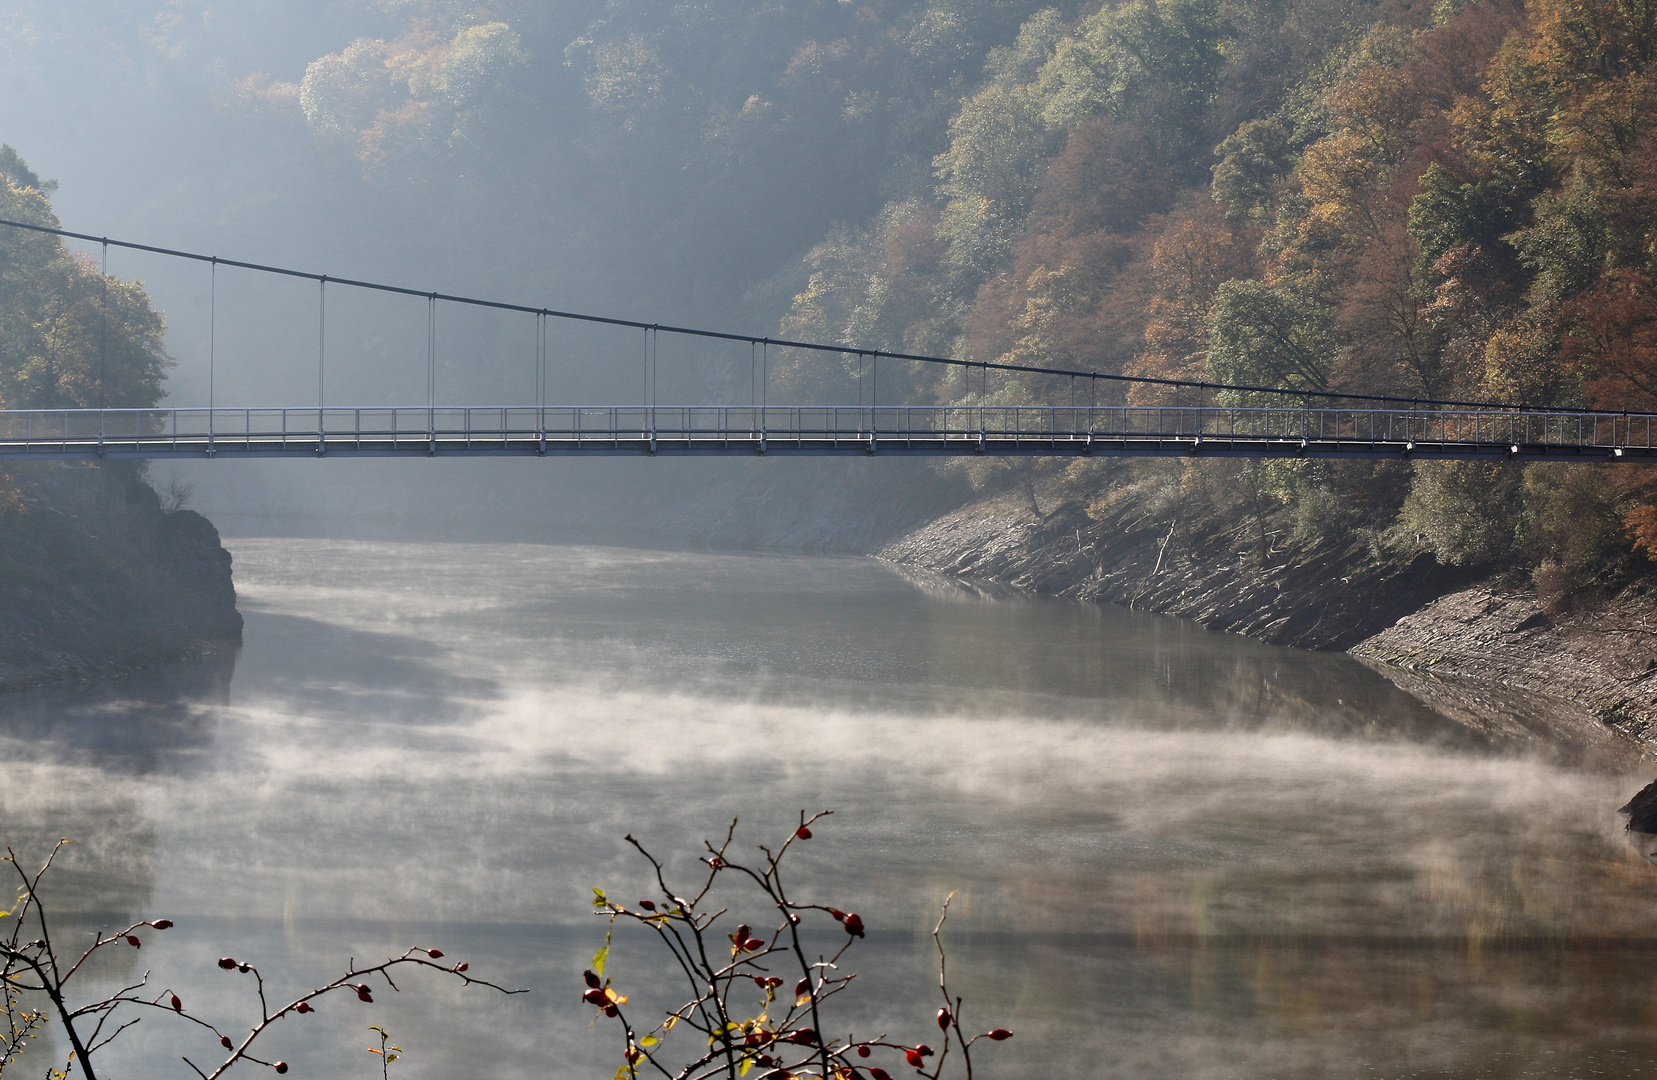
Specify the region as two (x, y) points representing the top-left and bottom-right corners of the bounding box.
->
(0, 0), (1035, 543)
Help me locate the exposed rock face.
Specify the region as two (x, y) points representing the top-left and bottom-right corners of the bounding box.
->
(879, 490), (1474, 651)
(879, 486), (1657, 760)
(0, 462), (242, 690)
(1351, 585), (1657, 754)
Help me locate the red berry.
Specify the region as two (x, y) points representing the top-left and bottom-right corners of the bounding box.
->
(735, 924), (751, 941)
(640, 899), (656, 911)
(936, 1008), (951, 1029)
(295, 1002), (312, 1014)
(916, 1044), (933, 1057)
(454, 962), (468, 972)
(753, 976), (768, 988)
(743, 937), (765, 951)
(788, 914), (801, 925)
(869, 1071), (892, 1080)
(905, 1050), (923, 1069)
(221, 1036), (233, 1049)
(856, 1044), (871, 1058)
(427, 948), (443, 959)
(844, 914), (864, 938)
(795, 827), (812, 840)
(794, 978), (811, 997)
(829, 909), (845, 922)
(767, 977), (783, 988)
(987, 1028), (1013, 1041)
(604, 1004), (619, 1017)
(125, 935), (141, 948)
(218, 957), (236, 969)
(274, 1063), (288, 1074)
(151, 919), (173, 930)
(357, 990), (373, 1003)
(584, 969), (602, 988)
(789, 1028), (817, 1045)
(583, 988), (607, 1005)
(625, 1048), (642, 1064)
(170, 994), (182, 1012)
(708, 856), (723, 868)
(238, 964), (250, 973)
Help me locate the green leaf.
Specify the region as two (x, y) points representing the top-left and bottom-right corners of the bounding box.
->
(592, 944), (609, 976)
(739, 1058), (753, 1077)
(613, 1066), (631, 1080)
(592, 887), (609, 908)
(639, 1035), (659, 1048)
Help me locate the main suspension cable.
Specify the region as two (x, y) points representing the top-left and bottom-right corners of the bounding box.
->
(0, 216), (1621, 415)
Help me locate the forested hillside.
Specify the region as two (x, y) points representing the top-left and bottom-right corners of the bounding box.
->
(764, 0), (1657, 602)
(0, 150), (241, 686)
(6, 0), (1655, 596)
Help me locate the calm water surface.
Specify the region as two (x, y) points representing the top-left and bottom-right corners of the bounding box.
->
(2, 539), (1655, 1079)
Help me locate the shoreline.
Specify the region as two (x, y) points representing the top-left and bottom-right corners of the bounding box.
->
(0, 463), (242, 694)
(879, 489), (1657, 764)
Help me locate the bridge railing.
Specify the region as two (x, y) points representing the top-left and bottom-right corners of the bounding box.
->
(0, 405), (1652, 453)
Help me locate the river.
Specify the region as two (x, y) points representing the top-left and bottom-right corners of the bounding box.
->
(1, 539), (1653, 1079)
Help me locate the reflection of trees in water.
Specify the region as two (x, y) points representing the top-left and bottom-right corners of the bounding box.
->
(0, 772), (155, 1072)
(879, 568), (1506, 749)
(0, 650), (234, 774)
(0, 657), (227, 1012)
(1, 761), (156, 919)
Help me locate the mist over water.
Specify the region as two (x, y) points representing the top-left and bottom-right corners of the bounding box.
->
(2, 540), (1655, 1078)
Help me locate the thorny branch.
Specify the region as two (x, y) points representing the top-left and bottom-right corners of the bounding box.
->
(584, 813), (1014, 1080)
(0, 840), (524, 1080)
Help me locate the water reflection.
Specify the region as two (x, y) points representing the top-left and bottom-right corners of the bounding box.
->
(0, 651), (233, 773)
(1, 539), (1654, 1080)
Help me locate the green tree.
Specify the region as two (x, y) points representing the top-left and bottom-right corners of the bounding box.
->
(0, 148), (168, 411)
(1206, 279), (1337, 396)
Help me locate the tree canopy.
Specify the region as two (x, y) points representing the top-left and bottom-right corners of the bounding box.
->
(0, 148), (168, 411)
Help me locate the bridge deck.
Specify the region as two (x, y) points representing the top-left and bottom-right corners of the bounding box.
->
(0, 405), (1651, 462)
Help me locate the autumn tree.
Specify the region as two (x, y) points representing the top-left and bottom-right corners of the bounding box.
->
(0, 149), (168, 411)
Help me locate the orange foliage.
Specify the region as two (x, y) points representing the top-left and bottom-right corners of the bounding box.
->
(1626, 503), (1657, 559)
(1128, 202), (1253, 398)
(963, 119), (1173, 378)
(1560, 270), (1657, 409)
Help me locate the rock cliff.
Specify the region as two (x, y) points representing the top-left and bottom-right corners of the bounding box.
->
(1350, 584), (1657, 757)
(0, 462), (242, 690)
(879, 488), (1474, 651)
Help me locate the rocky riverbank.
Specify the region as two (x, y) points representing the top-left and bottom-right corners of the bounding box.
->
(1351, 585), (1657, 762)
(0, 462), (242, 690)
(879, 486), (1657, 764)
(879, 487), (1475, 651)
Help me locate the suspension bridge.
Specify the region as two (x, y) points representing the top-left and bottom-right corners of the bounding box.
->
(1, 218), (1652, 464)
